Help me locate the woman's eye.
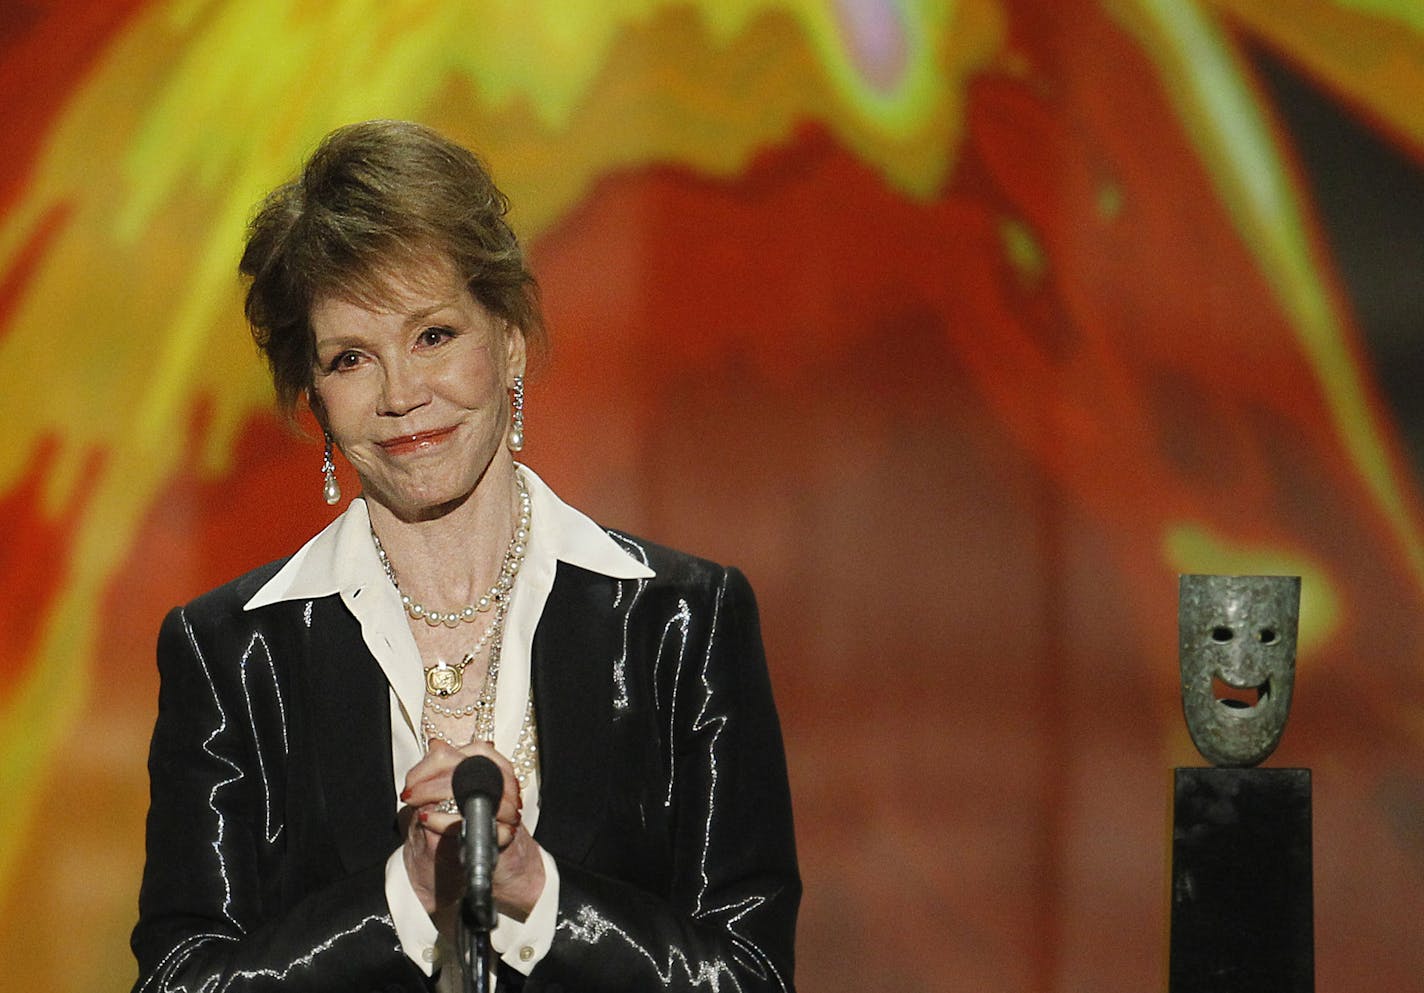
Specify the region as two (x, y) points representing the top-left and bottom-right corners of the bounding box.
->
(418, 326), (453, 347)
(327, 350), (362, 371)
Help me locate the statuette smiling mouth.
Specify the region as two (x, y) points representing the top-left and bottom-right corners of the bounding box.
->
(1179, 575), (1300, 767)
(1211, 673), (1270, 711)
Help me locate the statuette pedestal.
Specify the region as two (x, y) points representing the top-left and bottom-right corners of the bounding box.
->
(1169, 767), (1313, 993)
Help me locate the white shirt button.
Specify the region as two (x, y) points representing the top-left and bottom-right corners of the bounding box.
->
(518, 946), (535, 963)
(422, 946), (437, 964)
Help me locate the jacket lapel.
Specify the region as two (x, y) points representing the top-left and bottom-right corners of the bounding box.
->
(530, 563), (615, 864)
(300, 595), (401, 873)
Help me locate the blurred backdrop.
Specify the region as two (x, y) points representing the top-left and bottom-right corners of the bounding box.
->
(3, 1), (1423, 990)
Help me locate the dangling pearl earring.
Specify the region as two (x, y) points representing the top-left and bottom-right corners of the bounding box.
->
(508, 375), (525, 453)
(321, 433), (342, 505)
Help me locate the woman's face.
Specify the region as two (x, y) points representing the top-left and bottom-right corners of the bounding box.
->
(309, 263), (525, 521)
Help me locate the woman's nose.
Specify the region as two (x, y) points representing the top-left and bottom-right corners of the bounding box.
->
(378, 361), (431, 416)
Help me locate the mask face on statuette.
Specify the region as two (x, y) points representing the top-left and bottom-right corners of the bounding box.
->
(1178, 574), (1301, 767)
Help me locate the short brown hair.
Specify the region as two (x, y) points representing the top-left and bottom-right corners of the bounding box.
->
(240, 120), (545, 417)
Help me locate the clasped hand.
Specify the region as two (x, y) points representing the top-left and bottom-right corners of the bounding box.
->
(400, 739), (546, 920)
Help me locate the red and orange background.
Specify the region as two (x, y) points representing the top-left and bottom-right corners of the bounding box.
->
(4, 2), (1424, 990)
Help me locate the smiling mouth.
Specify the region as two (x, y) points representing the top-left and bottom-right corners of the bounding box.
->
(1212, 674), (1271, 711)
(377, 426), (457, 455)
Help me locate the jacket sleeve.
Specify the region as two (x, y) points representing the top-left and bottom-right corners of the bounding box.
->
(131, 604), (427, 993)
(531, 566), (800, 993)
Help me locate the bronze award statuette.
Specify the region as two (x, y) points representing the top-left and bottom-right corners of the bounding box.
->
(1177, 574), (1301, 768)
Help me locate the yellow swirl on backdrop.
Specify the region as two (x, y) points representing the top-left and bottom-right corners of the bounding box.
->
(1106, 0), (1424, 597)
(1205, 0), (1424, 157)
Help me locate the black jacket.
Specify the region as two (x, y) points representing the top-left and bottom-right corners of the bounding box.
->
(131, 534), (799, 992)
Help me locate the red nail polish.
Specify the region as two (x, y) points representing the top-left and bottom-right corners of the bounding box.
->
(418, 811), (429, 823)
(400, 788), (412, 802)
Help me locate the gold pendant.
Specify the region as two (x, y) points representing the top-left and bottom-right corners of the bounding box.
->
(426, 663), (462, 697)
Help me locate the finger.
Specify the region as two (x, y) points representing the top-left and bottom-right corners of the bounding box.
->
(412, 739), (465, 777)
(419, 795), (518, 842)
(404, 739), (496, 806)
(399, 740), (467, 800)
(421, 811), (513, 861)
(495, 790), (522, 829)
(402, 741), (523, 816)
(403, 780), (455, 808)
(417, 809), (464, 835)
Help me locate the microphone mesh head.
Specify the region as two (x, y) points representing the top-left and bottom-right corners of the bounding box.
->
(452, 755), (503, 805)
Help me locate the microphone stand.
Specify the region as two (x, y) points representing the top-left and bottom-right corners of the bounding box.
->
(458, 813), (495, 993)
(457, 907), (491, 993)
(452, 755), (501, 993)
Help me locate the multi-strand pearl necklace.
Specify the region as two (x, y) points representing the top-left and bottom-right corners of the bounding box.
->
(418, 582), (539, 793)
(374, 469), (539, 790)
(422, 599), (506, 740)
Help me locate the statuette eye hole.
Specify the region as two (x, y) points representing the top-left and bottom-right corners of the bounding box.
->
(1210, 626), (1234, 643)
(1258, 628), (1278, 645)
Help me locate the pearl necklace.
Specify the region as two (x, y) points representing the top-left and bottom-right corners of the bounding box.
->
(423, 693), (540, 795)
(419, 593), (540, 794)
(371, 471), (531, 628)
(388, 467), (539, 791)
(420, 601), (505, 697)
(424, 603), (506, 733)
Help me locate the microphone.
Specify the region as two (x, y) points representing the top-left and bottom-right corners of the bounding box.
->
(452, 756), (502, 932)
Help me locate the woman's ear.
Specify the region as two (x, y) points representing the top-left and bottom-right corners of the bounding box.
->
(503, 322), (528, 384)
(306, 388), (330, 435)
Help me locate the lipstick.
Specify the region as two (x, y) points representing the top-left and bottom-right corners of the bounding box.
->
(377, 426), (457, 456)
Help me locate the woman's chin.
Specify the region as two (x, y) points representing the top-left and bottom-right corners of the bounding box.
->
(368, 482), (481, 523)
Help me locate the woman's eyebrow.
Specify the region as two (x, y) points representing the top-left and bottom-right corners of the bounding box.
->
(312, 331), (368, 351)
(403, 298), (462, 325)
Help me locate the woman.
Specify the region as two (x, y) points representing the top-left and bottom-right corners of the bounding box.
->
(131, 120), (799, 992)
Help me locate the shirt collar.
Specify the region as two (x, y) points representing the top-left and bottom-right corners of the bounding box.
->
(243, 463), (654, 611)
